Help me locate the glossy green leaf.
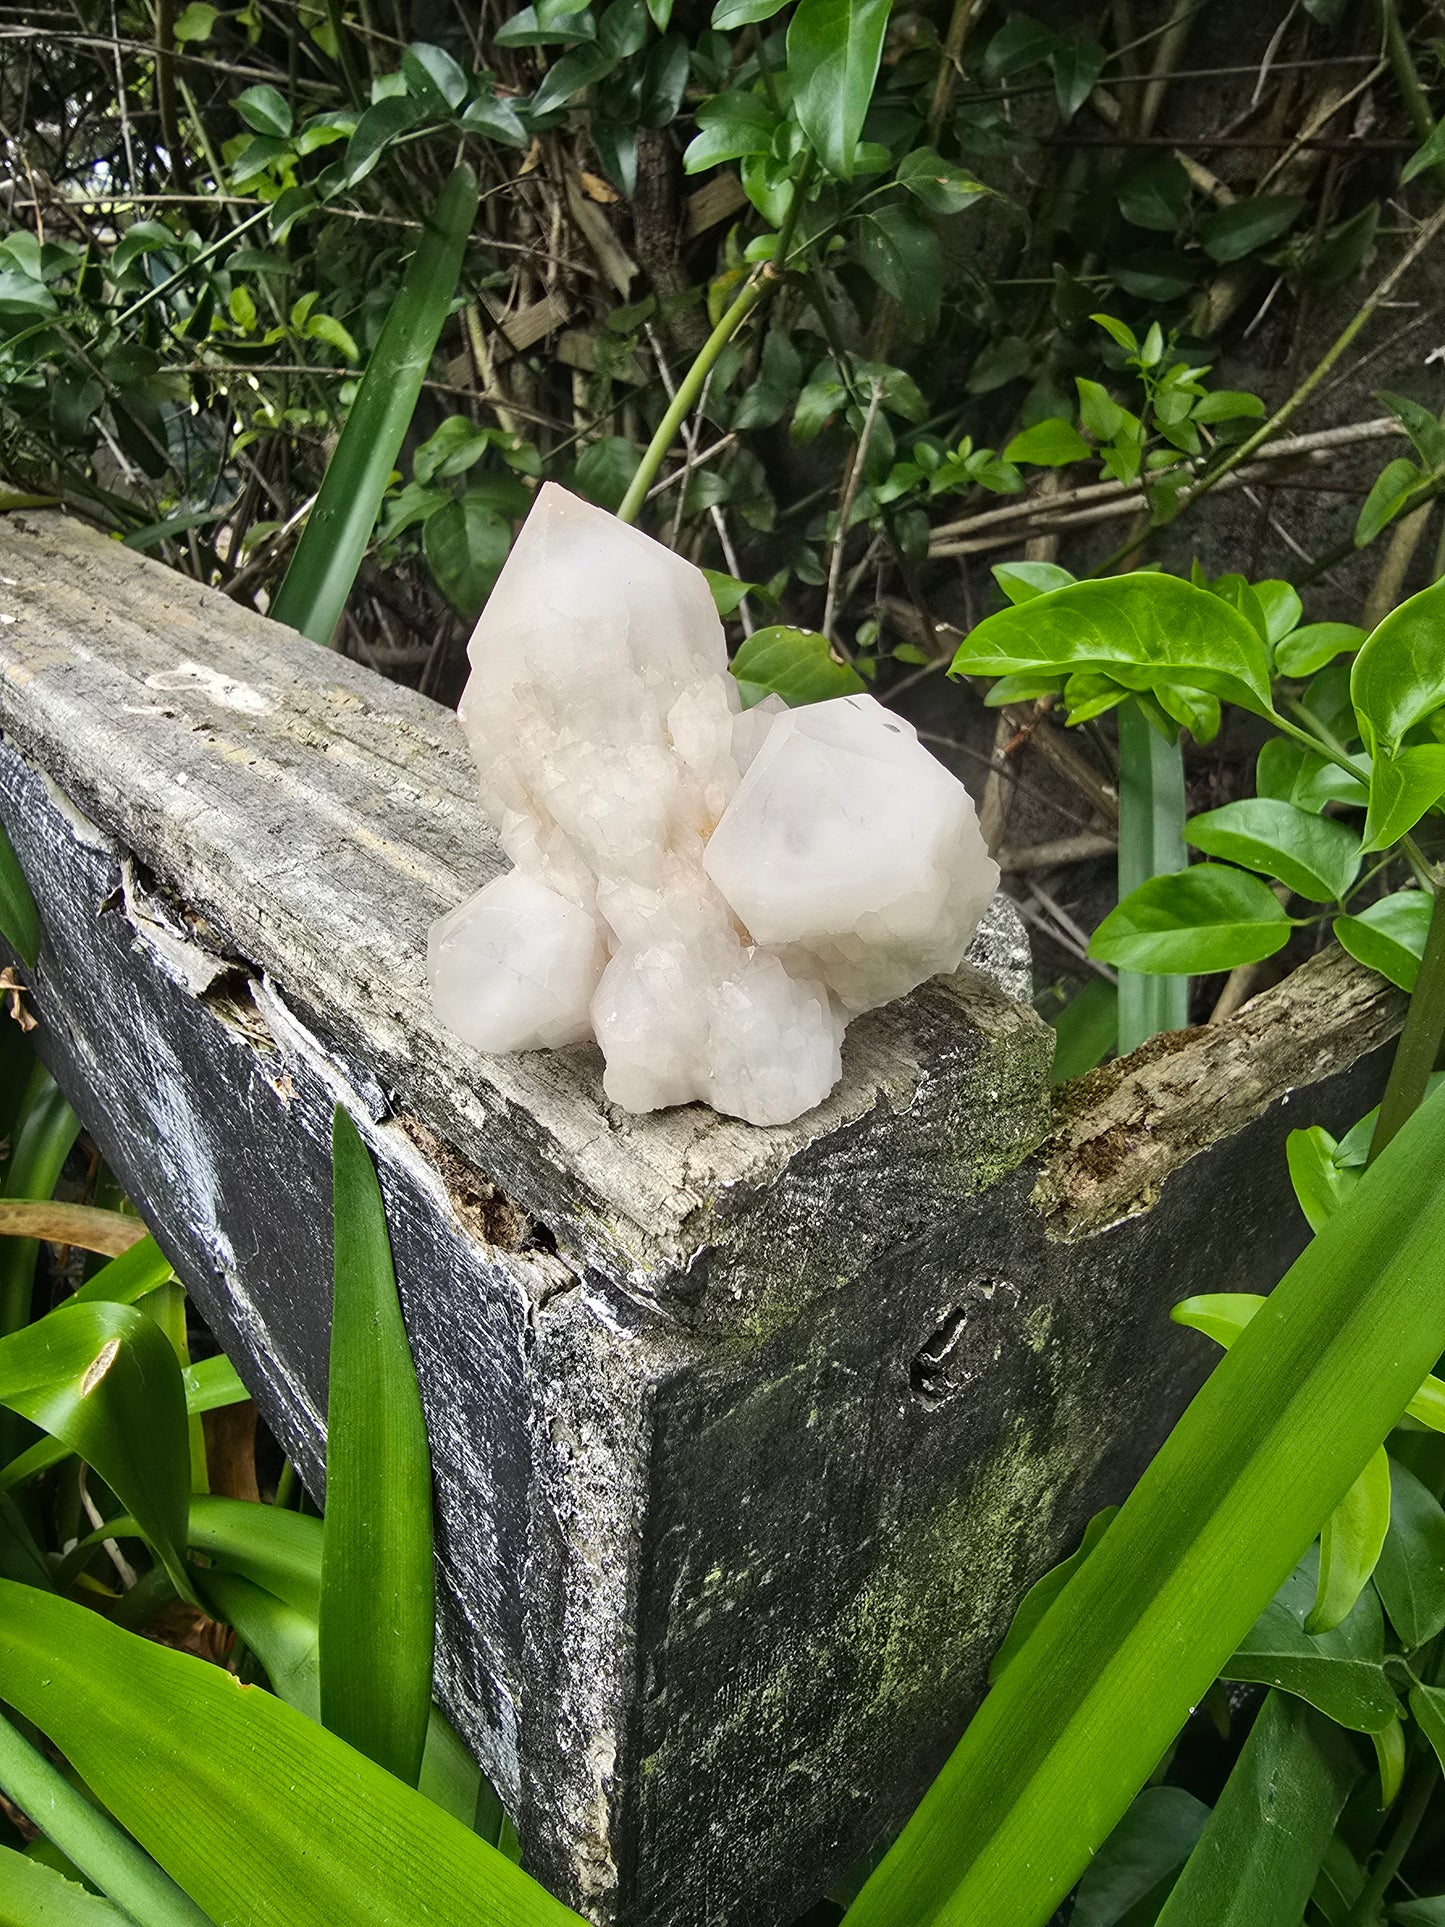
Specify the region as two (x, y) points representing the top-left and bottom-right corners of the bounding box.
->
(343, 96), (424, 187)
(1049, 40), (1105, 120)
(683, 93), (777, 171)
(856, 204), (941, 337)
(1190, 389), (1265, 424)
(1379, 391), (1445, 469)
(896, 149), (990, 217)
(1115, 159), (1188, 233)
(1184, 799), (1360, 903)
(1154, 1694), (1357, 1927)
(992, 561), (1075, 606)
(0, 1581), (580, 1927)
(402, 42), (469, 111)
(457, 93), (530, 146)
(702, 569), (763, 616)
(1355, 458), (1421, 549)
(730, 627), (867, 707)
(990, 1510), (1118, 1684)
(1334, 889), (1433, 991)
(0, 1846), (132, 1923)
(320, 1108), (433, 1788)
(1394, 1901), (1445, 1925)
(1352, 575), (1445, 757)
(845, 1084), (1445, 1927)
(272, 167), (477, 644)
(786, 0), (890, 180)
(573, 436), (640, 511)
(1286, 1126), (1356, 1235)
(1309, 1446), (1390, 1633)
(950, 574), (1275, 718)
(1373, 1714), (1406, 1805)
(1254, 738), (1368, 813)
(1090, 866), (1292, 974)
(1071, 1786), (1208, 1926)
(236, 84), (293, 138)
(1408, 1683), (1445, 1784)
(1004, 419), (1091, 467)
(1172, 1290), (1445, 1438)
(1049, 978), (1116, 1084)
(0, 1300), (192, 1599)
(1253, 582), (1303, 646)
(1374, 1458), (1445, 1649)
(711, 0), (789, 24)
(0, 1712), (210, 1927)
(1223, 1553), (1398, 1730)
(1199, 195), (1302, 263)
(1361, 744), (1445, 852)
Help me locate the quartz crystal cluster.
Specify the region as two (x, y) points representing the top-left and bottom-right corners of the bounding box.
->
(428, 483), (999, 1127)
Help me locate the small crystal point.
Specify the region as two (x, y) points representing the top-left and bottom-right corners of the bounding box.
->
(428, 484), (1000, 1127)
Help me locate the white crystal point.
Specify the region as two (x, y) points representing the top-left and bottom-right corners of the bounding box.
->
(428, 869), (606, 1053)
(702, 695), (1000, 1012)
(428, 482), (1005, 1127)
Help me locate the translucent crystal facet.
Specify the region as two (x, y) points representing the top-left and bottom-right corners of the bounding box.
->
(428, 482), (1000, 1128)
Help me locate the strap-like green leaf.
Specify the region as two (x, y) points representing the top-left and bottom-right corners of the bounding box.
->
(319, 1107), (434, 1786)
(1307, 1446), (1390, 1633)
(0, 1844), (134, 1924)
(845, 1083), (1445, 1927)
(0, 1582), (580, 1927)
(0, 1071), (81, 1340)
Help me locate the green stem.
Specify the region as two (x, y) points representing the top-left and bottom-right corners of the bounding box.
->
(1370, 876), (1445, 1163)
(1346, 1756), (1436, 1924)
(1116, 700), (1189, 1053)
(617, 163), (812, 528)
(0, 1707), (215, 1926)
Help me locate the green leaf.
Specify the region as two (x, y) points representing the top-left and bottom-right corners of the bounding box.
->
(1377, 391), (1445, 469)
(573, 435), (640, 512)
(701, 568), (761, 616)
(1274, 622), (1366, 679)
(0, 818), (40, 969)
(1252, 581), (1303, 646)
(1393, 1899), (1445, 1925)
(1153, 1694), (1357, 1927)
(1172, 1290), (1445, 1440)
(711, 0), (789, 23)
(1089, 866), (1292, 974)
(236, 84), (293, 138)
(896, 148), (990, 216)
(992, 560), (1076, 606)
(1049, 978), (1117, 1083)
(0, 1582), (581, 1927)
(1355, 457), (1421, 548)
(402, 42), (470, 111)
(457, 93), (530, 146)
(1050, 40), (1105, 121)
(1190, 389), (1266, 424)
(0, 1845), (132, 1921)
(730, 627), (867, 706)
(0, 1071), (80, 1343)
(1223, 1553), (1399, 1731)
(1199, 195), (1303, 263)
(1256, 736), (1371, 813)
(949, 574), (1276, 718)
(423, 497), (516, 616)
(786, 0), (890, 180)
(0, 1714), (210, 1927)
(682, 92), (777, 171)
(343, 96), (424, 187)
(1116, 699), (1190, 1051)
(1003, 419), (1091, 466)
(319, 1108), (434, 1788)
(1115, 156), (1190, 233)
(856, 204), (941, 337)
(172, 1), (217, 40)
(1401, 122), (1445, 185)
(1352, 574), (1445, 757)
(0, 1300), (192, 1599)
(989, 1509), (1118, 1682)
(1286, 1125), (1357, 1235)
(1183, 799), (1360, 903)
(1091, 314), (1138, 353)
(1374, 1458), (1445, 1649)
(847, 1086), (1445, 1927)
(1362, 745), (1445, 853)
(1409, 1684), (1445, 1787)
(1076, 376), (1122, 442)
(1309, 1447), (1390, 1633)
(413, 416), (492, 485)
(982, 14), (1058, 75)
(529, 44), (614, 115)
(272, 166), (478, 644)
(1334, 889), (1433, 992)
(1072, 1786), (1208, 1926)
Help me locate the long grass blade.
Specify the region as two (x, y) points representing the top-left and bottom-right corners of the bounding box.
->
(0, 1844), (133, 1924)
(319, 1107), (433, 1786)
(1116, 699), (1190, 1052)
(270, 165), (479, 645)
(0, 1707), (214, 1927)
(0, 1069), (81, 1338)
(846, 1081), (1445, 1927)
(0, 1582), (580, 1927)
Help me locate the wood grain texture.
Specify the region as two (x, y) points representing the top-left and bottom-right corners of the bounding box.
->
(0, 510), (1050, 1323)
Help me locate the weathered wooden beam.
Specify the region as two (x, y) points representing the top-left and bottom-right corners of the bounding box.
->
(0, 510), (1402, 1927)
